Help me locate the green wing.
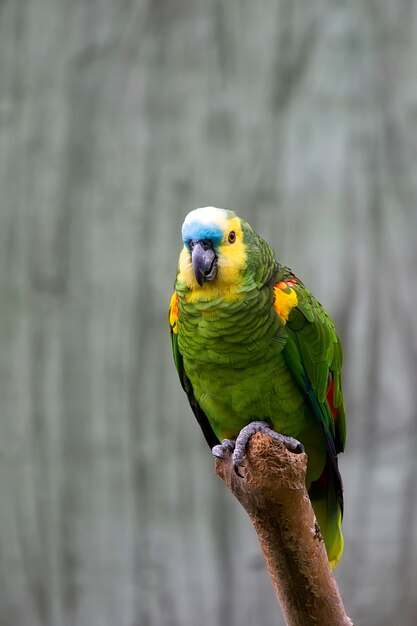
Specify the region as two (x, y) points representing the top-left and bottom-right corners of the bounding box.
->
(279, 273), (346, 567)
(282, 275), (346, 457)
(169, 292), (220, 448)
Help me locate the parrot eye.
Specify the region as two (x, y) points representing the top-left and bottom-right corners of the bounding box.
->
(228, 231), (236, 244)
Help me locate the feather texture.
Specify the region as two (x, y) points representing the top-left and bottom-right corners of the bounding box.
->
(169, 208), (346, 567)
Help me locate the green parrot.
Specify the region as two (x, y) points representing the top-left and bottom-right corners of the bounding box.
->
(169, 206), (346, 568)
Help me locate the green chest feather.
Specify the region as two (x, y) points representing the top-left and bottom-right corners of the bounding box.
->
(177, 288), (306, 441)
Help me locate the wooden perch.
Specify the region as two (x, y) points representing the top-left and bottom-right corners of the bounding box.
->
(215, 433), (354, 626)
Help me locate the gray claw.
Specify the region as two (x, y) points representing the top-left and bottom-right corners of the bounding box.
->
(283, 437), (304, 454)
(211, 438), (236, 459)
(232, 420), (304, 477)
(212, 445), (225, 458)
(233, 462), (245, 478)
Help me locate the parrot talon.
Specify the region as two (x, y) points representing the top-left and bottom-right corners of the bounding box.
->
(232, 420), (304, 476)
(211, 445), (225, 458)
(233, 462), (245, 478)
(285, 438), (305, 454)
(211, 438), (236, 459)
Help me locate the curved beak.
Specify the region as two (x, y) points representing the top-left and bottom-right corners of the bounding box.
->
(191, 240), (218, 286)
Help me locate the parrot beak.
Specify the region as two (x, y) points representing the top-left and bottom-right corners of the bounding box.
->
(191, 240), (218, 286)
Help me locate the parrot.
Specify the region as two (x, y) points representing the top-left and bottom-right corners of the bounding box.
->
(169, 206), (346, 568)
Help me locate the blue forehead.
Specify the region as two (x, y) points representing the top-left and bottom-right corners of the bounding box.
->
(182, 221), (224, 246)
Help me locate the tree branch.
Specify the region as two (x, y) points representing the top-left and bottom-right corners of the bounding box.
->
(215, 432), (354, 626)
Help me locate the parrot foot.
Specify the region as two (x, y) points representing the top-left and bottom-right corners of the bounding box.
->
(212, 439), (236, 459)
(232, 421), (304, 477)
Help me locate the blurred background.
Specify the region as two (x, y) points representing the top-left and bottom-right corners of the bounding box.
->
(1, 1), (417, 625)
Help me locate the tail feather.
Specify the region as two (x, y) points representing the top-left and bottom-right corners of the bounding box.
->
(309, 457), (344, 569)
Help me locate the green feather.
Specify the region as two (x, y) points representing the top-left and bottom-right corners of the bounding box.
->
(170, 208), (346, 568)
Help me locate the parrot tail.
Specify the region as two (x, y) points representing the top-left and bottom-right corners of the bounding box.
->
(308, 457), (344, 569)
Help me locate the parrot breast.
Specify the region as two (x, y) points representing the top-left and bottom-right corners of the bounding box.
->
(177, 283), (306, 442)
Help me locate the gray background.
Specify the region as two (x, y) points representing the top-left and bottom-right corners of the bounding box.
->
(1, 1), (417, 625)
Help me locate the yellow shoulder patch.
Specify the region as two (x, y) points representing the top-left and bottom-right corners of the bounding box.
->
(169, 292), (179, 334)
(273, 282), (298, 323)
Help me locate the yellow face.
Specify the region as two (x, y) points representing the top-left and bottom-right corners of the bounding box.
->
(177, 208), (247, 302)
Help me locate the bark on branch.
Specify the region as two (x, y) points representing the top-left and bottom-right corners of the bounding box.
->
(215, 432), (354, 626)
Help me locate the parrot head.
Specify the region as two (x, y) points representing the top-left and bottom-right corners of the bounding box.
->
(178, 207), (248, 293)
